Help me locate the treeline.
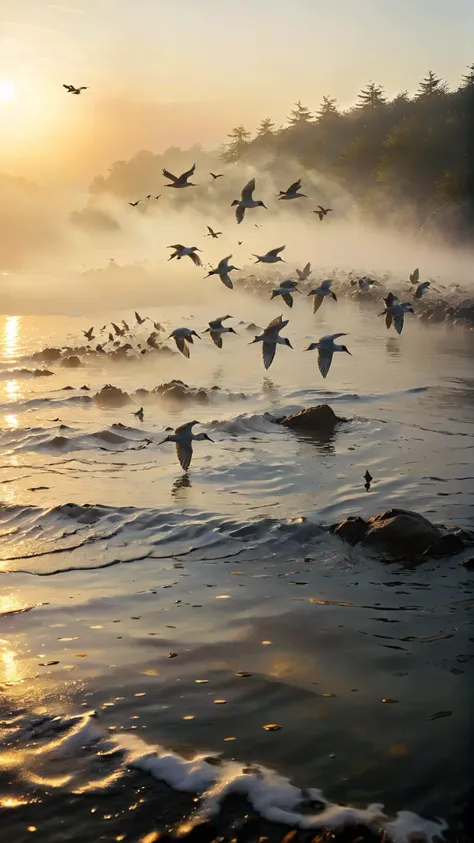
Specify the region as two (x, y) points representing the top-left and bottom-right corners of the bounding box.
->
(74, 67), (474, 238)
(220, 67), (474, 233)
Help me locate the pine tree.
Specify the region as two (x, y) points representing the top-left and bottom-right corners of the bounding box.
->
(417, 70), (447, 99)
(461, 63), (474, 87)
(286, 101), (313, 125)
(221, 125), (251, 162)
(356, 82), (386, 110)
(316, 95), (339, 122)
(256, 118), (275, 137)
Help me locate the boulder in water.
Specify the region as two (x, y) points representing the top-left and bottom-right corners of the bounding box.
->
(277, 404), (345, 431)
(61, 356), (81, 368)
(361, 508), (441, 555)
(94, 384), (131, 408)
(31, 347), (61, 364)
(331, 516), (368, 545)
(154, 380), (209, 404)
(332, 507), (466, 559)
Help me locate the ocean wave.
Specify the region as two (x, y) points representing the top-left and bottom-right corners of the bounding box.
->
(0, 709), (448, 843)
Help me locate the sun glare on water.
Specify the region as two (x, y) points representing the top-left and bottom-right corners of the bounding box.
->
(0, 79), (16, 102)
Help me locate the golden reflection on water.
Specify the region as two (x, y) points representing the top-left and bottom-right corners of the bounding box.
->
(3, 315), (20, 359)
(0, 637), (23, 685)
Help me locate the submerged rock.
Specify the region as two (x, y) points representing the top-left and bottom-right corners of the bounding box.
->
(61, 355), (81, 368)
(277, 404), (345, 431)
(362, 509), (441, 555)
(154, 380), (209, 404)
(331, 507), (466, 560)
(94, 384), (131, 408)
(31, 347), (62, 364)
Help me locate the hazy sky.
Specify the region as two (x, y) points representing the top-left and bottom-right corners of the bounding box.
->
(0, 0), (473, 180)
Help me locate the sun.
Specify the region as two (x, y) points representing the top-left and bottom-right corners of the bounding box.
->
(0, 80), (16, 102)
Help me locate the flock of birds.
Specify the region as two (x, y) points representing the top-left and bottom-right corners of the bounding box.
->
(76, 254), (429, 469)
(52, 127), (430, 470)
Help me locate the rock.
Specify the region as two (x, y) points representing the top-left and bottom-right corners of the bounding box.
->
(31, 347), (61, 364)
(361, 508), (442, 556)
(424, 533), (465, 558)
(94, 384), (131, 408)
(154, 380), (210, 404)
(30, 368), (54, 377)
(61, 355), (81, 368)
(331, 516), (368, 545)
(278, 404), (345, 431)
(461, 557), (474, 571)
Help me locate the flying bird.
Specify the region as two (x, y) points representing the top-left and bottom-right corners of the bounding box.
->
(168, 327), (201, 358)
(384, 292), (399, 308)
(314, 205), (332, 221)
(122, 320), (130, 331)
(305, 333), (352, 378)
(409, 267), (420, 284)
(205, 255), (240, 289)
(379, 302), (414, 334)
(163, 163), (196, 188)
(82, 327), (95, 341)
(295, 262), (312, 281)
(278, 179), (307, 200)
(134, 407), (144, 422)
(63, 84), (88, 95)
(111, 322), (125, 337)
(270, 279), (300, 308)
(202, 316), (237, 348)
(167, 245), (202, 266)
(128, 200), (140, 207)
(231, 177), (266, 224)
(415, 281), (430, 299)
(210, 172), (224, 179)
(154, 195), (161, 200)
(158, 420), (214, 472)
(206, 226), (222, 239)
(135, 311), (147, 324)
(250, 315), (293, 370)
(308, 279), (337, 313)
(253, 245), (286, 264)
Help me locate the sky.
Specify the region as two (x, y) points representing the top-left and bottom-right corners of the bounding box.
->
(0, 0), (473, 181)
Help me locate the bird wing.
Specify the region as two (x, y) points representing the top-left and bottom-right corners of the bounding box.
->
(317, 212), (324, 220)
(189, 252), (202, 266)
(265, 315), (287, 332)
(63, 84), (73, 90)
(262, 342), (276, 370)
(207, 226), (214, 235)
(318, 205), (325, 212)
(324, 332), (347, 341)
(235, 205), (246, 224)
(313, 294), (324, 313)
(168, 244), (184, 251)
(210, 331), (223, 348)
(176, 442), (193, 472)
(180, 163), (196, 180)
(394, 312), (404, 335)
(220, 273), (233, 289)
(266, 245), (285, 257)
(280, 279), (296, 288)
(163, 168), (178, 183)
(318, 349), (334, 378)
(175, 336), (190, 357)
(286, 179), (302, 194)
(320, 279), (332, 290)
(303, 262), (311, 276)
(135, 311), (142, 322)
(295, 269), (304, 280)
(217, 255), (232, 270)
(385, 312), (393, 329)
(241, 177), (255, 201)
(282, 293), (293, 308)
(111, 322), (121, 334)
